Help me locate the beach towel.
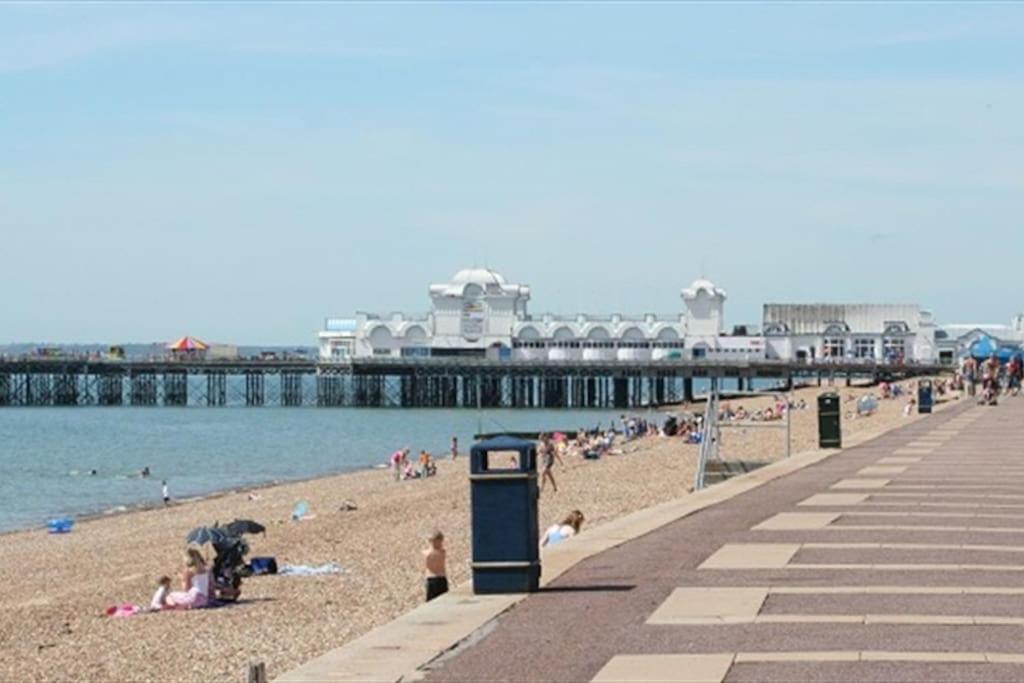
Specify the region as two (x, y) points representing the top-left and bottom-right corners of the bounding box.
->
(278, 563), (344, 576)
(105, 603), (141, 618)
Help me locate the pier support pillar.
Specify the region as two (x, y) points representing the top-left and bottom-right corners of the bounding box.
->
(613, 377), (628, 409)
(281, 373), (303, 407)
(164, 372), (188, 406)
(99, 374), (123, 406)
(130, 373), (157, 406)
(245, 372), (265, 406)
(683, 377), (694, 403)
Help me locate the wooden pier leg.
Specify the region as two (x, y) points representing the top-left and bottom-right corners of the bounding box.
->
(683, 377), (694, 403)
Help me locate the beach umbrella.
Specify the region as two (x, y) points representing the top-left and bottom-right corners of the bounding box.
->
(970, 335), (997, 360)
(167, 336), (209, 352)
(185, 525), (228, 546)
(225, 519), (265, 536)
(997, 346), (1020, 363)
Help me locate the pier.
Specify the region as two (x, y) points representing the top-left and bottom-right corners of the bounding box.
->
(0, 357), (948, 408)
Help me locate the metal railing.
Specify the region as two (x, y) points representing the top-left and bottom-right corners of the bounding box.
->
(693, 381), (792, 491)
(693, 378), (720, 491)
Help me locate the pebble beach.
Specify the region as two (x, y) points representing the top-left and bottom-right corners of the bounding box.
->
(0, 381), (952, 682)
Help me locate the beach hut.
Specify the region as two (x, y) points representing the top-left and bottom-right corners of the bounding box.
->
(167, 336), (209, 359)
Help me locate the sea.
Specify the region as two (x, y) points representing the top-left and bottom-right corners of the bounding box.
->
(0, 373), (796, 533)
(0, 406), (639, 533)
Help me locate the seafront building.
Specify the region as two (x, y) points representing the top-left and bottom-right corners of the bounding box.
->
(761, 304), (939, 363)
(318, 268), (1021, 364)
(318, 268), (764, 362)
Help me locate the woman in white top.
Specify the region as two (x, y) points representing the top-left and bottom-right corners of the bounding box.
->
(540, 510), (585, 548)
(165, 548), (212, 609)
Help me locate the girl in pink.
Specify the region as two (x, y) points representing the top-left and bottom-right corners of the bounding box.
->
(164, 548), (211, 609)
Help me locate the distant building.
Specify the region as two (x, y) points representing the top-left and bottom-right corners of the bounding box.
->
(318, 268), (765, 361)
(761, 304), (939, 363)
(935, 316), (1024, 363)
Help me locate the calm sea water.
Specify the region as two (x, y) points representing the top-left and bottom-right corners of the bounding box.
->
(0, 407), (637, 532)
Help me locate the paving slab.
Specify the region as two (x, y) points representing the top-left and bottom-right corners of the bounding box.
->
(831, 478), (890, 490)
(799, 493), (869, 506)
(858, 466), (908, 476)
(700, 543), (801, 569)
(753, 513), (840, 530)
(592, 654), (733, 683)
(647, 587), (768, 625)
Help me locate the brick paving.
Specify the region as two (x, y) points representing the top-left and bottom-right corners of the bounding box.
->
(422, 401), (1024, 682)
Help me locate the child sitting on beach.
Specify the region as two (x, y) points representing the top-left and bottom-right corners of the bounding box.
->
(423, 531), (448, 602)
(149, 576), (171, 610)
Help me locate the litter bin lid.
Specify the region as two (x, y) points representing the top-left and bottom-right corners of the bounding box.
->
(471, 435), (536, 452)
(470, 435), (537, 475)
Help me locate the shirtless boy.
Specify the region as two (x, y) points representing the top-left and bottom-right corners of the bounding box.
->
(424, 530), (448, 602)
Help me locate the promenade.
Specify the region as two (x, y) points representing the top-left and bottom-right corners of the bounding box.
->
(423, 401), (1024, 682)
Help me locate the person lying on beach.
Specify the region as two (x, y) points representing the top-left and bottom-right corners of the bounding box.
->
(163, 548), (211, 610)
(424, 531), (448, 602)
(540, 510), (585, 548)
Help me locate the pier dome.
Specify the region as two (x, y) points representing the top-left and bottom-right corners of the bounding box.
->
(682, 278), (726, 300)
(450, 268), (507, 287)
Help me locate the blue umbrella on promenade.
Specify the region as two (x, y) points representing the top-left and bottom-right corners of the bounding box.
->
(997, 346), (1020, 363)
(970, 336), (997, 360)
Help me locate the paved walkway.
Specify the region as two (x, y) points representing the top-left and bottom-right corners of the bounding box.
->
(423, 401), (1024, 682)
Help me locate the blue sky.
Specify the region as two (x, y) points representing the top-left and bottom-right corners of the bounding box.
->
(2, 3), (1023, 345)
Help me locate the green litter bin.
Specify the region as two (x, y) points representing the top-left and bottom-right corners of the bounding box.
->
(818, 392), (842, 448)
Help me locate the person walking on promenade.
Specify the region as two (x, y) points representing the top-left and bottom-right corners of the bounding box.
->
(423, 530), (448, 602)
(1006, 355), (1022, 396)
(985, 354), (1001, 392)
(538, 434), (564, 494)
(963, 356), (977, 397)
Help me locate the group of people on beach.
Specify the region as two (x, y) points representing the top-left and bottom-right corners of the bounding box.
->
(105, 548), (211, 617)
(959, 354), (1023, 405)
(718, 396), (807, 424)
(389, 437), (458, 481)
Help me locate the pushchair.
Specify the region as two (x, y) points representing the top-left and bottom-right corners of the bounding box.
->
(211, 535), (251, 602)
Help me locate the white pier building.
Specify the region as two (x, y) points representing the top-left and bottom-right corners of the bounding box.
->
(318, 268), (764, 362)
(319, 268), (1019, 365)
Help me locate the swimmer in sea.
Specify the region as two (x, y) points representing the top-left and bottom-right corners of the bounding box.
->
(89, 469), (98, 476)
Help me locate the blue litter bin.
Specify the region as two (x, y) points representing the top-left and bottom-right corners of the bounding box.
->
(469, 436), (540, 594)
(918, 379), (933, 414)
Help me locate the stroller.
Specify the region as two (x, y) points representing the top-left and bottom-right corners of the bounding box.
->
(211, 534), (251, 602)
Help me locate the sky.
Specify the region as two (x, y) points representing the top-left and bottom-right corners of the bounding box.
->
(1, 2), (1023, 345)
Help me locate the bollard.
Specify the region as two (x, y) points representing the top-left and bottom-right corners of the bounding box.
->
(469, 436), (540, 594)
(246, 661), (267, 683)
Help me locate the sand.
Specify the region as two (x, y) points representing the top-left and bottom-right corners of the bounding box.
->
(0, 380), (953, 682)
